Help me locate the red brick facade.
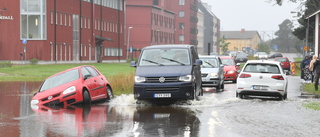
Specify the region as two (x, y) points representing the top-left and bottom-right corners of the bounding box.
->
(0, 0), (125, 63)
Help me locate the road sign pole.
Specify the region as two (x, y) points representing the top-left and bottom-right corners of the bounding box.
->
(24, 44), (26, 64)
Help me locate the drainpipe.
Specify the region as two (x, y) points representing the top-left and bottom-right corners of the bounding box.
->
(79, 0), (82, 61)
(118, 0), (121, 62)
(54, 0), (56, 63)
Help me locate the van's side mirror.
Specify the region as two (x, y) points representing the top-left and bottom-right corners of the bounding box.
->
(130, 61), (137, 67)
(236, 63), (240, 66)
(220, 64), (224, 68)
(194, 59), (202, 66)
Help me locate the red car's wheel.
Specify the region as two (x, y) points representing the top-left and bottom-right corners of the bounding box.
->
(106, 86), (114, 100)
(83, 89), (91, 104)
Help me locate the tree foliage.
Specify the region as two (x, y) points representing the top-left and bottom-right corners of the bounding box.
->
(218, 36), (230, 54)
(270, 19), (300, 52)
(257, 43), (270, 54)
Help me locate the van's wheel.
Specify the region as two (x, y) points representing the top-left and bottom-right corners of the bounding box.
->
(106, 86), (114, 100)
(83, 89), (91, 104)
(221, 83), (225, 90)
(193, 85), (199, 101)
(216, 84), (221, 92)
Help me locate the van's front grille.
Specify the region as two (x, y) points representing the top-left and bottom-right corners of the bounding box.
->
(146, 87), (179, 92)
(145, 77), (179, 83)
(201, 73), (208, 77)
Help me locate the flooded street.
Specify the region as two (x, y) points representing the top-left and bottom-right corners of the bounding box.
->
(1, 76), (320, 137)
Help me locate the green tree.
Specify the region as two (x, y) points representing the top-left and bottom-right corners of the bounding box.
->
(257, 43), (270, 53)
(218, 36), (230, 54)
(270, 19), (299, 52)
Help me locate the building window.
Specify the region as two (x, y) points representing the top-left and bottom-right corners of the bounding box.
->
(179, 11), (185, 17)
(179, 34), (184, 42)
(21, 0), (46, 40)
(179, 23), (185, 29)
(179, 0), (185, 5)
(153, 0), (159, 5)
(60, 12), (63, 25)
(64, 13), (67, 26)
(104, 48), (122, 56)
(50, 10), (53, 24)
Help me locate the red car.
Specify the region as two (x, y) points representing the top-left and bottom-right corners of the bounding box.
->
(274, 57), (290, 71)
(220, 56), (241, 83)
(31, 65), (113, 106)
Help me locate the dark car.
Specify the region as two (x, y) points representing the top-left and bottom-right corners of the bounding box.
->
(130, 45), (203, 102)
(199, 55), (225, 91)
(270, 52), (283, 58)
(235, 53), (248, 63)
(31, 65), (114, 106)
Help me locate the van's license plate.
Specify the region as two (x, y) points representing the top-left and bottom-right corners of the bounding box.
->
(154, 93), (171, 98)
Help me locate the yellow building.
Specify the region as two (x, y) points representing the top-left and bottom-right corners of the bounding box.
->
(220, 29), (261, 53)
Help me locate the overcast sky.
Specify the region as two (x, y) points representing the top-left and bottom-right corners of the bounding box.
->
(201, 0), (301, 40)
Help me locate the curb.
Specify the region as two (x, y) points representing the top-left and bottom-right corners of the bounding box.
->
(300, 83), (320, 98)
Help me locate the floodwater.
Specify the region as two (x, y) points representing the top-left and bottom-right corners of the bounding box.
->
(1, 78), (320, 137)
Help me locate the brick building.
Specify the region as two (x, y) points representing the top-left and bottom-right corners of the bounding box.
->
(126, 0), (199, 58)
(0, 0), (125, 63)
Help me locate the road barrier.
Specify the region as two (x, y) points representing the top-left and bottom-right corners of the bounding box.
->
(291, 62), (296, 75)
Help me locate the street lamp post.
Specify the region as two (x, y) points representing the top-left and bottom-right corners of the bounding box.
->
(126, 27), (133, 61)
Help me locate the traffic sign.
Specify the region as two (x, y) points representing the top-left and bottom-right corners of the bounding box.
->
(273, 45), (278, 51)
(22, 39), (27, 44)
(303, 46), (307, 51)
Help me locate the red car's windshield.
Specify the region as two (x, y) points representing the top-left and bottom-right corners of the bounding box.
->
(39, 69), (80, 92)
(221, 58), (235, 66)
(275, 58), (287, 62)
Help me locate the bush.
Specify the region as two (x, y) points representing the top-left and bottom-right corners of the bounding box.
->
(108, 72), (134, 96)
(30, 58), (38, 65)
(0, 61), (13, 68)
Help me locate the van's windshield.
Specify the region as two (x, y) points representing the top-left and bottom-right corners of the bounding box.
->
(139, 48), (190, 66)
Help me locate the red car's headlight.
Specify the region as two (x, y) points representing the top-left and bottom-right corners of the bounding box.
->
(62, 86), (76, 95)
(227, 70), (235, 74)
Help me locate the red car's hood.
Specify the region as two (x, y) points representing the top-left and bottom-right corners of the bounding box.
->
(32, 80), (80, 100)
(223, 65), (237, 71)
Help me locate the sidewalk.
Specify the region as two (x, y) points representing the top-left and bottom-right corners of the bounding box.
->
(300, 79), (320, 98)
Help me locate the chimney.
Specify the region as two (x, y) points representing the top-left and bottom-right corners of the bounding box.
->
(241, 29), (245, 32)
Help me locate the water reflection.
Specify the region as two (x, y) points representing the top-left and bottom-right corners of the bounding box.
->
(0, 81), (41, 136)
(132, 106), (200, 137)
(32, 104), (119, 137)
(0, 82), (201, 137)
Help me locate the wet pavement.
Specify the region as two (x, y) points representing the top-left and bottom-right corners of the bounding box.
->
(1, 76), (320, 137)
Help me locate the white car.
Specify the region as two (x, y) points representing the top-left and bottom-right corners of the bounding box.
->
(236, 60), (288, 100)
(254, 52), (268, 59)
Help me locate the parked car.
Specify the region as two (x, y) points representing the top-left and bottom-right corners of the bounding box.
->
(220, 56), (241, 83)
(254, 52), (268, 59)
(274, 57), (291, 71)
(269, 52), (283, 58)
(235, 53), (248, 63)
(31, 65), (114, 106)
(236, 60), (288, 100)
(130, 44), (203, 102)
(199, 55), (225, 90)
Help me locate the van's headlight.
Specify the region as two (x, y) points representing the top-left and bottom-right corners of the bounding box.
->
(62, 86), (76, 95)
(179, 75), (192, 82)
(135, 76), (146, 83)
(210, 72), (218, 77)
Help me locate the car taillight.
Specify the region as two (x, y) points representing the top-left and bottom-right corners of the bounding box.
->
(271, 75), (284, 80)
(239, 73), (251, 78)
